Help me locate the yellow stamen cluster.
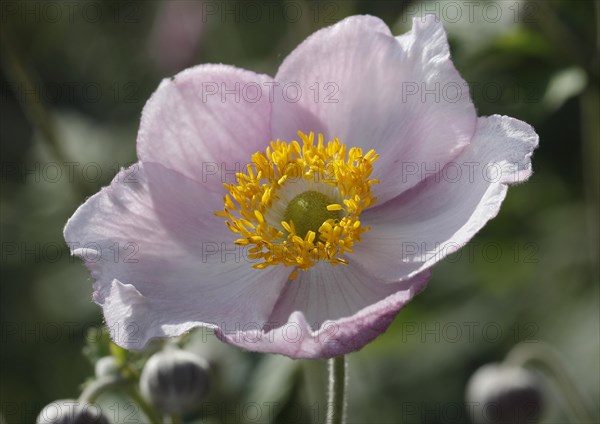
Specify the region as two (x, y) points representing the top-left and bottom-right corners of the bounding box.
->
(216, 131), (379, 273)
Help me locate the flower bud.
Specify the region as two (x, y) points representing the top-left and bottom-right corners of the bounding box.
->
(36, 400), (108, 424)
(466, 363), (544, 424)
(140, 348), (210, 415)
(94, 356), (118, 379)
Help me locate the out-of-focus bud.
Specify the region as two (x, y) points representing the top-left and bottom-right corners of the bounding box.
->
(140, 348), (210, 415)
(147, 0), (207, 74)
(466, 363), (544, 424)
(94, 356), (118, 379)
(36, 400), (108, 424)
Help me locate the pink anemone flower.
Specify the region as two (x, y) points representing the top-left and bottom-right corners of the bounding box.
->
(64, 15), (538, 359)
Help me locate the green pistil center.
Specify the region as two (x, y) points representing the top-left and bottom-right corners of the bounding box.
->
(284, 191), (341, 238)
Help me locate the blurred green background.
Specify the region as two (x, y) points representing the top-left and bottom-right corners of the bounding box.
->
(1, 0), (598, 423)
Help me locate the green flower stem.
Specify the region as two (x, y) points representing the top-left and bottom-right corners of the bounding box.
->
(78, 376), (123, 404)
(505, 342), (597, 423)
(326, 355), (347, 424)
(125, 385), (163, 424)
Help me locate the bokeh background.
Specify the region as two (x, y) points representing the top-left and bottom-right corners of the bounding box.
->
(1, 0), (598, 423)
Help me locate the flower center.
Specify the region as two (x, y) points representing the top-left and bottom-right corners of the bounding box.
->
(215, 131), (379, 276)
(284, 191), (342, 239)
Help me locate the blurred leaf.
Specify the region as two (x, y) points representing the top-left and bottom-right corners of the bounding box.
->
(82, 327), (112, 365)
(242, 355), (301, 423)
(542, 67), (587, 112)
(493, 27), (554, 58)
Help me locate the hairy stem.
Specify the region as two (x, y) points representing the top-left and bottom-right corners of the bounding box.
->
(326, 355), (347, 424)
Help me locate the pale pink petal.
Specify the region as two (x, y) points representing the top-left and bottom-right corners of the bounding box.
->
(64, 163), (290, 349)
(103, 258), (290, 350)
(65, 162), (218, 302)
(137, 64), (274, 191)
(216, 263), (430, 359)
(272, 15), (477, 204)
(352, 115), (539, 281)
(65, 14), (540, 359)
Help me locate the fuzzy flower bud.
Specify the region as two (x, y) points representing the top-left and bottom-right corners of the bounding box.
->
(466, 363), (544, 424)
(139, 348), (210, 415)
(36, 400), (108, 424)
(94, 356), (119, 379)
